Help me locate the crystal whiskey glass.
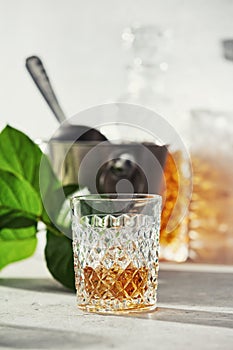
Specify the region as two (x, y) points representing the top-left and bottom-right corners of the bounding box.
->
(70, 194), (161, 313)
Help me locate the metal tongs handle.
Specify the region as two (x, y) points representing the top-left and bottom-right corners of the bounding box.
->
(26, 56), (66, 124)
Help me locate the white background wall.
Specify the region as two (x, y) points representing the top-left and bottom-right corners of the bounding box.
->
(0, 0), (233, 140)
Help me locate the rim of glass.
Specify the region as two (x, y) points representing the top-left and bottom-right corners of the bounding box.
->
(71, 193), (161, 202)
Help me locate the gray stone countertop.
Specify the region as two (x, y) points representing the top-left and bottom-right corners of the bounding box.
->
(0, 263), (233, 350)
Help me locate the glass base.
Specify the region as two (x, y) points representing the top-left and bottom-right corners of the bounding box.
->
(77, 303), (157, 314)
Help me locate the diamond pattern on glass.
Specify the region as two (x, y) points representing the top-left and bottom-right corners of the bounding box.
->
(72, 213), (160, 312)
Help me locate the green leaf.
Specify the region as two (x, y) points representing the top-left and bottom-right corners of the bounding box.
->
(0, 170), (42, 228)
(0, 125), (42, 192)
(0, 125), (62, 223)
(0, 125), (77, 284)
(0, 226), (37, 269)
(0, 125), (61, 220)
(39, 156), (61, 224)
(45, 230), (75, 290)
(43, 184), (80, 289)
(53, 184), (80, 231)
(41, 184), (68, 225)
(63, 184), (80, 198)
(0, 209), (37, 229)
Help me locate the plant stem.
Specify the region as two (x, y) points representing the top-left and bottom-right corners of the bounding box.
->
(37, 217), (64, 237)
